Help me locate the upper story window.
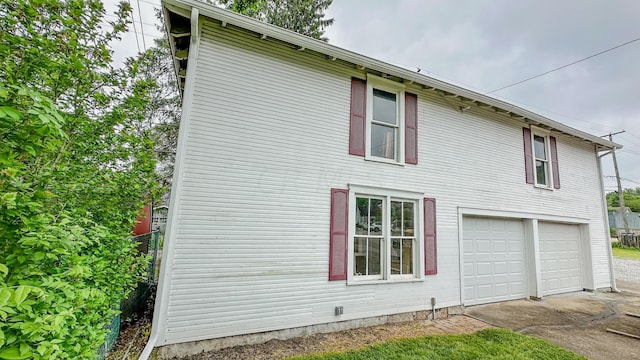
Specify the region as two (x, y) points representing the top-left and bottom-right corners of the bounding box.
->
(533, 134), (549, 187)
(523, 126), (560, 190)
(366, 77), (405, 163)
(370, 88), (400, 160)
(349, 76), (418, 165)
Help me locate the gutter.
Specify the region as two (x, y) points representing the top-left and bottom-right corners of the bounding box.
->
(139, 6), (201, 360)
(598, 150), (619, 292)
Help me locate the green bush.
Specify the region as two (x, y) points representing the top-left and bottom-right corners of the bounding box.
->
(0, 1), (159, 357)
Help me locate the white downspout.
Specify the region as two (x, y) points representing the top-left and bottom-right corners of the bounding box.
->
(597, 149), (619, 292)
(139, 5), (200, 360)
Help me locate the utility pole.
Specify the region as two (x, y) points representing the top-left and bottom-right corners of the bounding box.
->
(604, 131), (628, 235)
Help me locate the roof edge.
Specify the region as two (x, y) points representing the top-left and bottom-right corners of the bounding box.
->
(161, 0), (622, 150)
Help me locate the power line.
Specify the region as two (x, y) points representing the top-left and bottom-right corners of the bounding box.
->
(104, 13), (159, 29)
(127, 1), (141, 53)
(626, 130), (640, 143)
(487, 35), (640, 94)
(136, 0), (147, 51)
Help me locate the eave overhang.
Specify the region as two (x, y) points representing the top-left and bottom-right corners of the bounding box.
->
(161, 0), (622, 151)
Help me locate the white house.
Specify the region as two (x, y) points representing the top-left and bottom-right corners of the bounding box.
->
(143, 0), (621, 357)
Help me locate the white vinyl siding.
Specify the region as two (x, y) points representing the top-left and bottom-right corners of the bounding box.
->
(158, 19), (611, 345)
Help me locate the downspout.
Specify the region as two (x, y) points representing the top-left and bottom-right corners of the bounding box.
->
(139, 5), (200, 360)
(597, 148), (619, 292)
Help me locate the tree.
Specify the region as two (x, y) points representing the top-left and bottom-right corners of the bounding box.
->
(219, 0), (334, 40)
(606, 188), (640, 213)
(0, 0), (159, 358)
(126, 29), (182, 203)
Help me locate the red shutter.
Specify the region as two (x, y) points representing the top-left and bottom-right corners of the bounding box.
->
(424, 197), (437, 275)
(329, 188), (349, 281)
(405, 92), (418, 164)
(523, 128), (534, 184)
(349, 78), (366, 156)
(550, 136), (560, 189)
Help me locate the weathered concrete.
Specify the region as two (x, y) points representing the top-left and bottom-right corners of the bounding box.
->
(465, 290), (640, 360)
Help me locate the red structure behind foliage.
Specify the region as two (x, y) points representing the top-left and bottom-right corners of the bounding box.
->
(132, 204), (151, 236)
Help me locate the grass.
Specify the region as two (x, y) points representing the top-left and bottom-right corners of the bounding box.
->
(612, 246), (640, 260)
(287, 329), (584, 360)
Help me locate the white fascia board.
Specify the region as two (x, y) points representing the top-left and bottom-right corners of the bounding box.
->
(161, 0), (621, 150)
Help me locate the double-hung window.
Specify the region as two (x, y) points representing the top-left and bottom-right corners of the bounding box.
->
(366, 76), (405, 163)
(370, 88), (401, 160)
(329, 187), (437, 282)
(349, 76), (418, 165)
(523, 126), (560, 189)
(533, 134), (550, 187)
(349, 185), (422, 283)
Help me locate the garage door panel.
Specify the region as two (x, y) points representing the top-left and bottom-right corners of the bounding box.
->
(539, 222), (582, 296)
(463, 217), (527, 305)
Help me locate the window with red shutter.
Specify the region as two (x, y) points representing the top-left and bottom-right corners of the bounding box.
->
(524, 127), (560, 189)
(341, 184), (426, 283)
(348, 75), (418, 165)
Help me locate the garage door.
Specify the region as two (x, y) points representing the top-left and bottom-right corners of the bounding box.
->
(539, 222), (582, 295)
(463, 217), (527, 305)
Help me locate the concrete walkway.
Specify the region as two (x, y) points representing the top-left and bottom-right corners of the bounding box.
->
(465, 290), (640, 360)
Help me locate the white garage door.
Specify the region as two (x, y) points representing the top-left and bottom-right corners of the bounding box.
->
(463, 217), (527, 305)
(539, 222), (582, 296)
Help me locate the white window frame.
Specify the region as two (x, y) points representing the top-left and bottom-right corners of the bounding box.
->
(530, 126), (554, 189)
(365, 74), (406, 165)
(347, 184), (424, 285)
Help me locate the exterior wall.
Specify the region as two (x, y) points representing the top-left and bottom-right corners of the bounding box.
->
(159, 19), (610, 345)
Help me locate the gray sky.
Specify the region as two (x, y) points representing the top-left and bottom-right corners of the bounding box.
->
(108, 0), (640, 193)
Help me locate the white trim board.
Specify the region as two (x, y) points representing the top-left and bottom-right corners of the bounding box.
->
(458, 207), (590, 224)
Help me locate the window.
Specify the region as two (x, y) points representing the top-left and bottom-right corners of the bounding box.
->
(390, 200), (415, 276)
(354, 197), (383, 279)
(366, 76), (404, 163)
(371, 89), (399, 160)
(329, 187), (437, 282)
(523, 127), (561, 189)
(348, 185), (422, 282)
(349, 76), (418, 165)
(533, 134), (549, 186)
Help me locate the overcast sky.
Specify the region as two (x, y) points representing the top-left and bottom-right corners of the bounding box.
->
(108, 0), (640, 193)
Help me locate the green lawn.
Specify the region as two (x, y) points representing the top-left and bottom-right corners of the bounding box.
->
(287, 329), (584, 360)
(612, 246), (640, 260)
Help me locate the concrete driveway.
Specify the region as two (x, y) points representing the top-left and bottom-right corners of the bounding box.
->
(465, 287), (640, 360)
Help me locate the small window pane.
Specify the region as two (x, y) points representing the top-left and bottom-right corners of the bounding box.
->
(371, 124), (395, 159)
(403, 202), (414, 236)
(354, 237), (366, 275)
(536, 160), (547, 185)
(372, 88), (397, 125)
(355, 198), (368, 235)
(534, 135), (546, 160)
(368, 238), (381, 275)
(391, 239), (401, 275)
(391, 201), (402, 236)
(402, 239), (413, 274)
(369, 198), (383, 235)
